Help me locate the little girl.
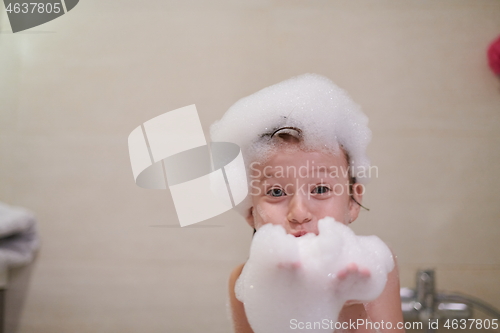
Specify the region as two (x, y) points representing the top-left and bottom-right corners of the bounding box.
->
(210, 74), (404, 333)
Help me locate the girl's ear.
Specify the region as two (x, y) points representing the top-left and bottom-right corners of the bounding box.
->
(245, 207), (256, 229)
(348, 183), (364, 223)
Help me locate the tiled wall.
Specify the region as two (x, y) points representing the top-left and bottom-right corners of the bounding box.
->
(1, 1), (499, 332)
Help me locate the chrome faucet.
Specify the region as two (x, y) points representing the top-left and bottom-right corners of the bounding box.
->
(415, 270), (437, 323)
(401, 269), (500, 332)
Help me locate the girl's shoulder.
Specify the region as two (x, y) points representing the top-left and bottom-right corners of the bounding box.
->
(229, 263), (245, 289)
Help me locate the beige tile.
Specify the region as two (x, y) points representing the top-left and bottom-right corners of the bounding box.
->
(351, 134), (500, 266)
(267, 0), (500, 132)
(0, 134), (15, 201)
(18, 261), (235, 333)
(10, 8), (273, 138)
(0, 37), (22, 134)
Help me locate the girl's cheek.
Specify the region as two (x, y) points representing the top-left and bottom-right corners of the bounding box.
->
(255, 204), (271, 225)
(342, 211), (351, 225)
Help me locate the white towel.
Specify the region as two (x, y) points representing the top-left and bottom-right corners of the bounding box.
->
(0, 202), (40, 269)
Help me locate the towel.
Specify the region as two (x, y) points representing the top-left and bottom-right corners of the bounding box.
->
(0, 202), (40, 269)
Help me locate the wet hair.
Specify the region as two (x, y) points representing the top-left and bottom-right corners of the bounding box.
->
(268, 126), (302, 140)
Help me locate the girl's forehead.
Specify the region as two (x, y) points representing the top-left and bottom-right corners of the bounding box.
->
(264, 149), (346, 166)
(249, 148), (350, 178)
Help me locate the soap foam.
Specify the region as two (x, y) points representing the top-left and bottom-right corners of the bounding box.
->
(210, 74), (371, 180)
(235, 217), (394, 333)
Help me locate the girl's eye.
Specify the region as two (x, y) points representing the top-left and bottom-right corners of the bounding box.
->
(267, 188), (286, 197)
(312, 185), (330, 194)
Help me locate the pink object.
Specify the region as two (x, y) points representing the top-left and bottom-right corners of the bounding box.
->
(488, 35), (500, 75)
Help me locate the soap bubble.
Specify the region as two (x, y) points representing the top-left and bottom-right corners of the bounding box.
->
(235, 217), (394, 333)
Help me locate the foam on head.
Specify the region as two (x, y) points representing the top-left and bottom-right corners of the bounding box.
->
(210, 74), (371, 215)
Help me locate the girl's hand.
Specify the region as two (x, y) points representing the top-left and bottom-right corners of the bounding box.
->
(337, 263), (370, 280)
(276, 261), (301, 270)
(334, 263), (371, 300)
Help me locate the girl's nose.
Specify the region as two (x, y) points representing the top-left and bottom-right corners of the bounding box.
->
(287, 194), (313, 224)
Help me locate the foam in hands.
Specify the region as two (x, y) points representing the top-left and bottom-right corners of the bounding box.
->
(235, 217), (394, 333)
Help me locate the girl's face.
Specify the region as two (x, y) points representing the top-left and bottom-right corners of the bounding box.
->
(246, 149), (363, 236)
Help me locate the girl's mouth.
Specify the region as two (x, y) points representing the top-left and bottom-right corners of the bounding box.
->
(292, 230), (308, 237)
